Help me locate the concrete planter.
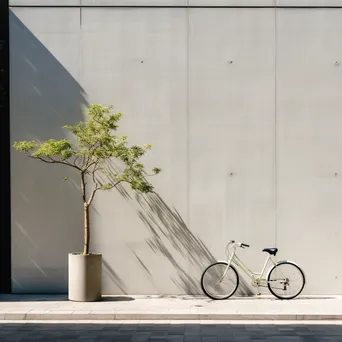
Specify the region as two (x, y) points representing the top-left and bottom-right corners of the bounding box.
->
(68, 253), (102, 302)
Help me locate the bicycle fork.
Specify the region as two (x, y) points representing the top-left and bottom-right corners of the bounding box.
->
(213, 256), (234, 286)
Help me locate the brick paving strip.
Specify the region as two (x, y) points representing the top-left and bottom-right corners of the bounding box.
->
(0, 295), (342, 321)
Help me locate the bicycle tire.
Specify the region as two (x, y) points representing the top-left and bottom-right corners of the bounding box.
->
(201, 262), (239, 300)
(267, 261), (305, 300)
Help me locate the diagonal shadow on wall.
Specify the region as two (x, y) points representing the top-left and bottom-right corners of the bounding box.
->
(102, 259), (128, 295)
(10, 10), (88, 293)
(135, 193), (254, 296)
(101, 150), (254, 296)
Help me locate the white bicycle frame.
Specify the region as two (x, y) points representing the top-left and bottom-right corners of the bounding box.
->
(224, 241), (278, 288)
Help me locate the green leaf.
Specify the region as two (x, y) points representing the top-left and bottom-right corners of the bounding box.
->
(13, 141), (39, 152)
(153, 168), (162, 175)
(100, 183), (114, 191)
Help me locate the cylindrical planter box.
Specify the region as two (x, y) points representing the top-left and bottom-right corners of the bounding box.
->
(68, 253), (102, 302)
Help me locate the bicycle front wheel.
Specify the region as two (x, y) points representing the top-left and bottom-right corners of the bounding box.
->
(267, 261), (305, 300)
(201, 262), (239, 300)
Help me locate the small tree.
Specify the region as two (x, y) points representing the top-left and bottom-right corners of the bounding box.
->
(13, 104), (161, 255)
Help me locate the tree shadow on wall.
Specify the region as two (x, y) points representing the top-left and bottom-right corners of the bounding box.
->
(102, 259), (128, 295)
(101, 161), (254, 296)
(135, 192), (254, 296)
(10, 11), (88, 293)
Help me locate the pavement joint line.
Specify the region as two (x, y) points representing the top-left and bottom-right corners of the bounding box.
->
(3, 319), (342, 325)
(2, 312), (342, 321)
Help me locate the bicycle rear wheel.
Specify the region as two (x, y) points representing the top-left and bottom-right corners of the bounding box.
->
(201, 262), (239, 300)
(267, 261), (305, 300)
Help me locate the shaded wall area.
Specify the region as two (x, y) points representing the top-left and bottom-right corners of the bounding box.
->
(0, 0), (10, 294)
(10, 9), (87, 292)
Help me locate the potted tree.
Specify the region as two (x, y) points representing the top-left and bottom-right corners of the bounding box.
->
(13, 104), (161, 302)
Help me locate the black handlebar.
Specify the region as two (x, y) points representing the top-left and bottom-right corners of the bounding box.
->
(230, 240), (250, 248)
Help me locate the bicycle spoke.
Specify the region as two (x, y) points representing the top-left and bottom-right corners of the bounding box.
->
(201, 262), (239, 300)
(268, 262), (305, 299)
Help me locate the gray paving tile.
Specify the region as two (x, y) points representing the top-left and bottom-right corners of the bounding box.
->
(163, 335), (184, 341)
(201, 336), (218, 342)
(130, 334), (150, 342)
(184, 336), (202, 342)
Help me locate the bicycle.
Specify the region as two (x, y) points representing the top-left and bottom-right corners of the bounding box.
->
(201, 240), (305, 300)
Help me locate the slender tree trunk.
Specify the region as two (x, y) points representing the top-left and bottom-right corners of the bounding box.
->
(83, 203), (90, 255)
(81, 172), (90, 255)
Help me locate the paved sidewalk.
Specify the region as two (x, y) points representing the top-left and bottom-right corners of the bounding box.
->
(0, 295), (341, 321)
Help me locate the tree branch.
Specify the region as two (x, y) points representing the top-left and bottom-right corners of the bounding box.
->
(30, 155), (82, 171)
(86, 158), (101, 186)
(92, 171), (96, 185)
(85, 156), (100, 173)
(81, 172), (86, 203)
(87, 184), (99, 206)
(113, 180), (122, 188)
(72, 155), (80, 168)
(78, 140), (99, 170)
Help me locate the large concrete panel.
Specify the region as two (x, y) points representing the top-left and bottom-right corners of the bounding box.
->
(188, 8), (276, 295)
(276, 9), (342, 294)
(190, 0), (275, 6)
(81, 0), (187, 6)
(81, 7), (189, 294)
(10, 0), (81, 5)
(10, 0), (342, 7)
(10, 8), (87, 293)
(82, 0), (274, 5)
(277, 0), (342, 6)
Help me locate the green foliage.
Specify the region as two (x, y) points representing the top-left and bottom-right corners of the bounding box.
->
(13, 104), (161, 205)
(100, 183), (114, 191)
(13, 141), (39, 152)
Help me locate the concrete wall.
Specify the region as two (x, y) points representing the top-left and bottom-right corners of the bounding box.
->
(9, 1), (342, 295)
(9, 0), (342, 6)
